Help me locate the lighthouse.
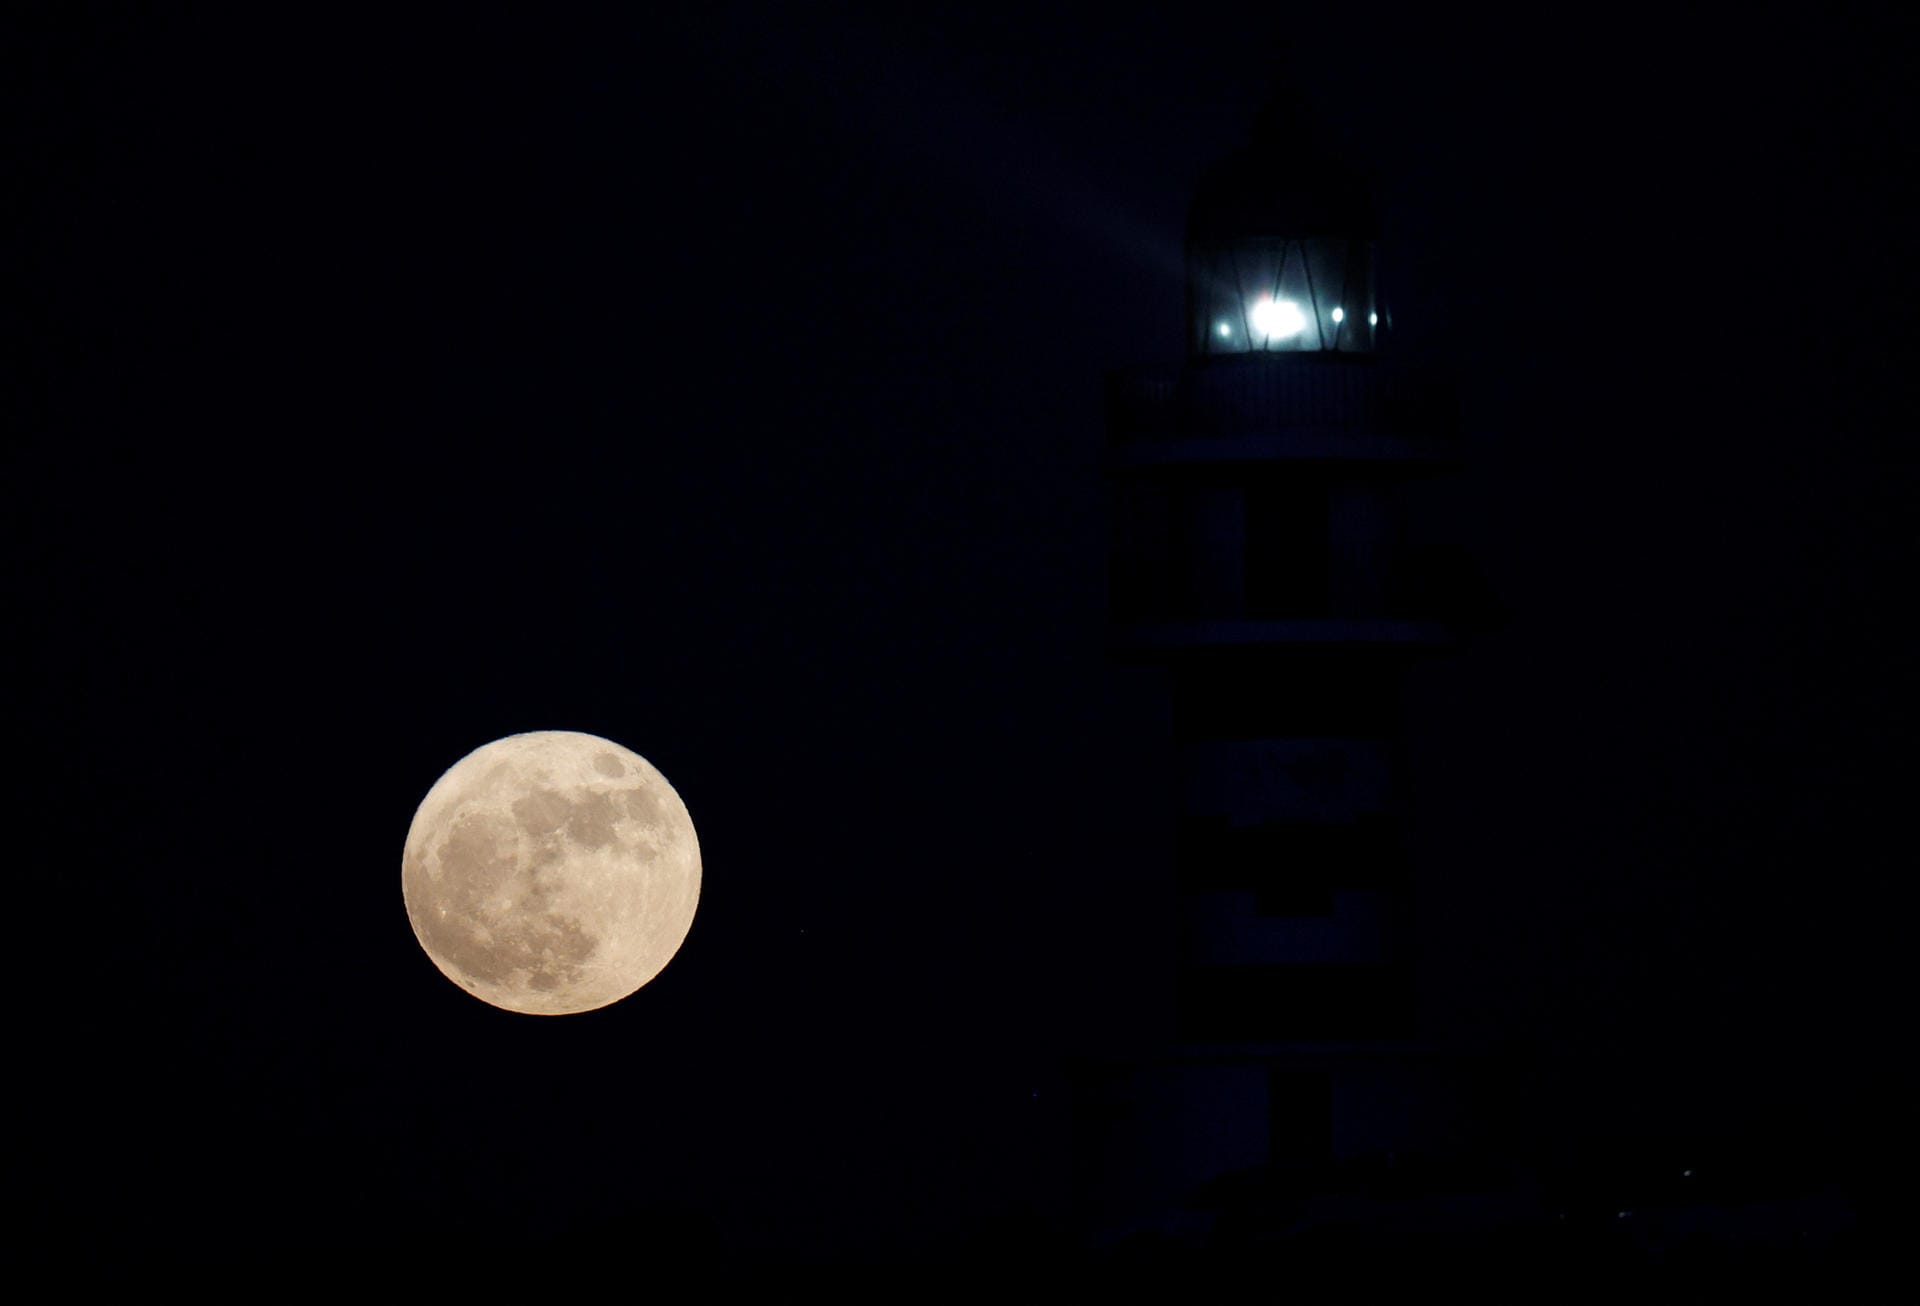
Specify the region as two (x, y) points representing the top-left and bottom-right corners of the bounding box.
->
(1081, 92), (1470, 1241)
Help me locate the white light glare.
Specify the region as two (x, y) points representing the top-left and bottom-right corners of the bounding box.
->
(1369, 311), (1379, 327)
(1331, 306), (1345, 323)
(1250, 296), (1307, 339)
(1216, 321), (1232, 338)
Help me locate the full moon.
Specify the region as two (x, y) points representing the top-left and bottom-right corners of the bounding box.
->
(402, 731), (701, 1015)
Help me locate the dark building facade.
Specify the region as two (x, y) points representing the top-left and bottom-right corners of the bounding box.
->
(1077, 99), (1482, 1241)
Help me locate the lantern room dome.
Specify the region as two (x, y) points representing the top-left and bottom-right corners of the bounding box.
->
(1185, 92), (1384, 357)
(1187, 91), (1377, 244)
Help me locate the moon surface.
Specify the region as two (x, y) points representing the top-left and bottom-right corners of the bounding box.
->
(402, 731), (700, 1015)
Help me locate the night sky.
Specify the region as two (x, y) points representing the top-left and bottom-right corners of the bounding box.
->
(10, 1), (1915, 1289)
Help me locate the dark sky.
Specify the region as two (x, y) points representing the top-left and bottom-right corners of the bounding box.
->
(10, 0), (1915, 1279)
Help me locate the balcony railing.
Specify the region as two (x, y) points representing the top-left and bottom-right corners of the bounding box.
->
(1108, 355), (1456, 445)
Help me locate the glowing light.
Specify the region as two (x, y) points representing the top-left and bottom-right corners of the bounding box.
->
(1331, 306), (1345, 323)
(1369, 311), (1379, 327)
(1250, 296), (1307, 339)
(1216, 321), (1232, 338)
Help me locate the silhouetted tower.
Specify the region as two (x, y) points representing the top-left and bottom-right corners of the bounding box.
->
(1085, 94), (1465, 1237)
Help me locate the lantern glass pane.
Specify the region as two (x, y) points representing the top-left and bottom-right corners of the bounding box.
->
(1191, 237), (1378, 357)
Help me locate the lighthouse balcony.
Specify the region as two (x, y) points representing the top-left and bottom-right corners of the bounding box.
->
(1116, 618), (1450, 654)
(1107, 356), (1457, 461)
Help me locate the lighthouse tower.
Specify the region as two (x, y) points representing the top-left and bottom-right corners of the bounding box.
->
(1082, 94), (1469, 1239)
